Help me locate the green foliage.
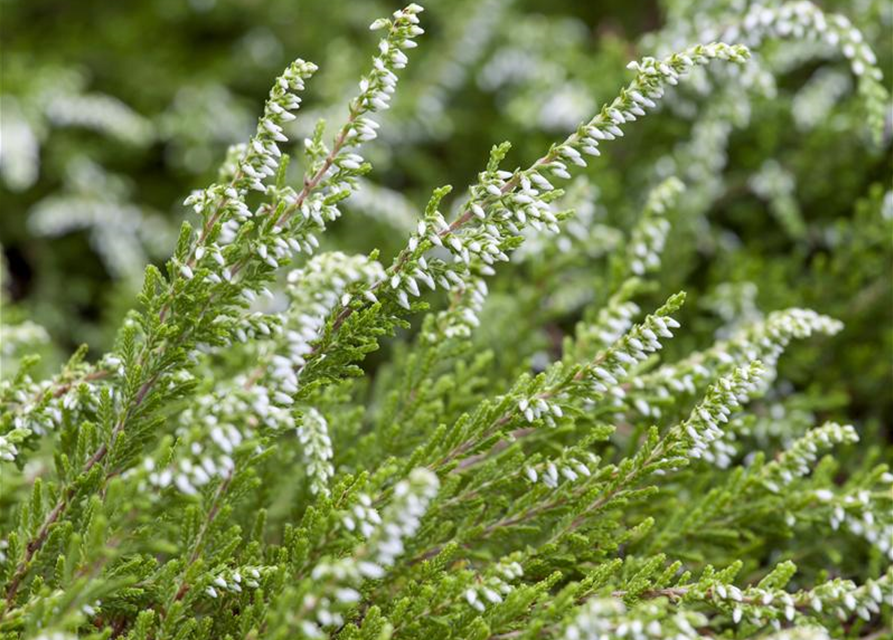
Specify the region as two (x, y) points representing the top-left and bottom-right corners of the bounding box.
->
(1, 1), (891, 639)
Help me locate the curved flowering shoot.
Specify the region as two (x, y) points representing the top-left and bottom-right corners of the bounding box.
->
(266, 252), (386, 404)
(614, 176), (686, 281)
(278, 5), (426, 241)
(713, 1), (889, 141)
(644, 420), (863, 554)
(278, 469), (438, 637)
(182, 5), (426, 290)
(533, 362), (763, 544)
(297, 408), (335, 497)
(182, 57), (318, 244)
(758, 422), (859, 493)
(665, 361), (765, 464)
(568, 292), (686, 401)
(702, 565), (893, 634)
(633, 308), (842, 403)
(0, 344), (111, 467)
(581, 563), (893, 637)
(812, 468), (893, 561)
(697, 399), (843, 470)
(1, 56), (319, 463)
(543, 363), (765, 542)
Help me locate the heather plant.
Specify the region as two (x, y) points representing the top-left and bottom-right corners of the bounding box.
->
(1, 2), (891, 640)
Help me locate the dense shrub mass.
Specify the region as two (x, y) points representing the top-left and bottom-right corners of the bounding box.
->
(0, 1), (891, 639)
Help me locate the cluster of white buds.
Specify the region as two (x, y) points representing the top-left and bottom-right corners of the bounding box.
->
(144, 442), (235, 497)
(464, 557), (524, 612)
(181, 57), (315, 243)
(818, 477), (893, 560)
(678, 362), (764, 462)
(719, 2), (882, 80)
(368, 468), (439, 567)
(0, 433), (19, 462)
(561, 598), (706, 640)
(267, 253), (385, 403)
(204, 566), (267, 599)
(175, 58), (318, 321)
(247, 60), (317, 195)
(760, 422), (858, 492)
(582, 295), (684, 399)
(626, 177), (685, 276)
(516, 395), (564, 427)
(430, 276), (489, 340)
(639, 308), (842, 401)
(723, 585), (798, 628)
(171, 6), (426, 364)
(697, 430), (739, 469)
(716, 571), (892, 628)
(265, 4), (425, 279)
(297, 408), (334, 497)
(142, 382), (298, 496)
(305, 469), (438, 633)
(1, 371), (107, 464)
(808, 573), (892, 623)
(524, 452), (599, 489)
(341, 492), (381, 539)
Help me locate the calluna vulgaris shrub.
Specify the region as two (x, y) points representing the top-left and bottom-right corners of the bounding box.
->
(1, 2), (891, 639)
